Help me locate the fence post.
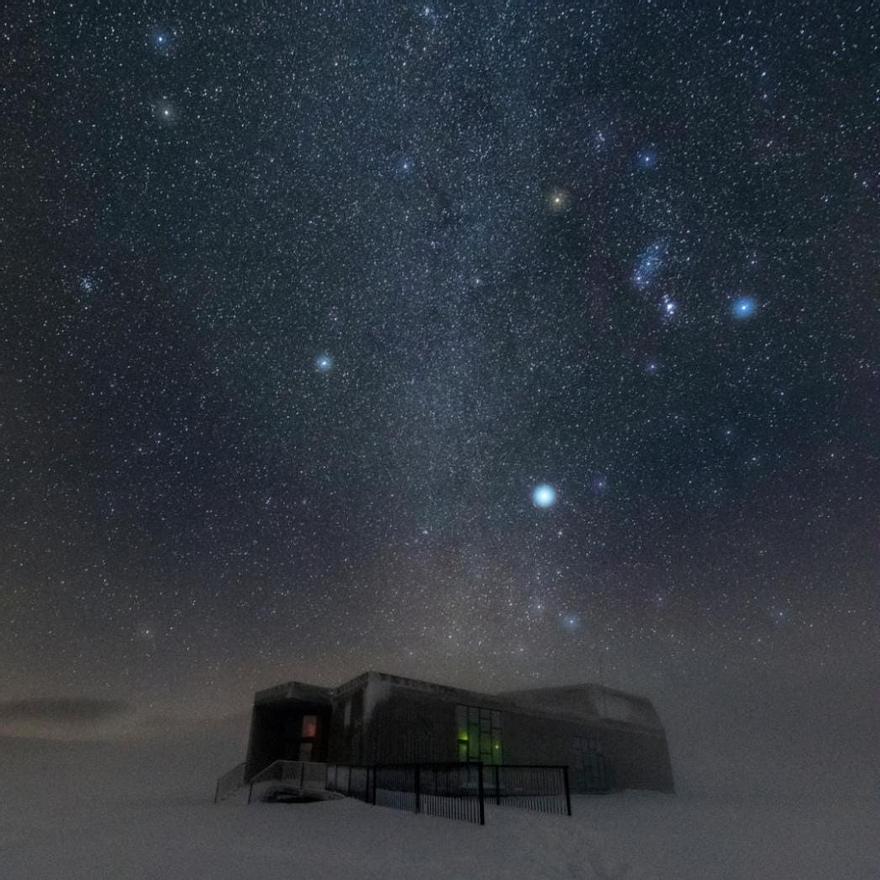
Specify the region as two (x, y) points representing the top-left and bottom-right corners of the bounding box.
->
(371, 766), (377, 805)
(414, 765), (421, 813)
(300, 762), (305, 790)
(477, 761), (485, 825)
(213, 779), (221, 804)
(494, 765), (500, 805)
(563, 766), (572, 816)
(247, 781), (254, 804)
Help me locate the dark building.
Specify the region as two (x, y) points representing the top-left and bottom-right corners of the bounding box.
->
(245, 671), (674, 793)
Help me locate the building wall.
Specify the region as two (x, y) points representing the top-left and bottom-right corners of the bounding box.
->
(245, 699), (331, 779)
(599, 724), (674, 792)
(330, 683), (459, 765)
(498, 706), (673, 792)
(250, 674), (675, 793)
(324, 680), (673, 792)
(327, 686), (367, 765)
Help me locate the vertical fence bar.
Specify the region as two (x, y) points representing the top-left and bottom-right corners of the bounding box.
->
(494, 764), (500, 805)
(563, 766), (572, 816)
(477, 761), (485, 825)
(414, 764), (421, 814)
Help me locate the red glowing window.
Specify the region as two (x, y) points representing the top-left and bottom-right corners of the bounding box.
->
(301, 715), (317, 739)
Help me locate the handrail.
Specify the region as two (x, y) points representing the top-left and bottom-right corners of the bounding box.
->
(246, 759), (327, 803)
(213, 761), (247, 803)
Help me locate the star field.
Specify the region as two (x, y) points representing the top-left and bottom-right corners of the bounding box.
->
(1, 1), (878, 722)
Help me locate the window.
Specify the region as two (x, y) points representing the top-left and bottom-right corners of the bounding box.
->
(456, 704), (502, 764)
(299, 714), (318, 761)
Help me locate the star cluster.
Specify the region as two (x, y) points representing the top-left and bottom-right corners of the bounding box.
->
(1, 2), (878, 721)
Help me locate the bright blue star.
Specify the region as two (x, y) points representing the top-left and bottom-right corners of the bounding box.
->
(732, 296), (758, 319)
(636, 149), (658, 169)
(393, 154), (416, 179)
(532, 484), (557, 508)
(661, 295), (678, 318)
(315, 354), (334, 373)
(560, 613), (581, 632)
(154, 100), (176, 124)
(149, 27), (175, 54)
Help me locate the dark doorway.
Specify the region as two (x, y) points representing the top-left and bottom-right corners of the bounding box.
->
(245, 701), (329, 778)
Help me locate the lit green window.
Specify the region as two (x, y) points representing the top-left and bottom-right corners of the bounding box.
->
(455, 704), (502, 764)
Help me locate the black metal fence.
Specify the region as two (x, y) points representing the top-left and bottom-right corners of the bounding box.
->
(326, 764), (372, 803)
(483, 765), (571, 816)
(325, 762), (570, 825)
(226, 759), (571, 824)
(374, 763), (486, 825)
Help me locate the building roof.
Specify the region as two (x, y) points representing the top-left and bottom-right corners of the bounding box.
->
(499, 684), (663, 730)
(255, 670), (664, 732)
(254, 680), (333, 706)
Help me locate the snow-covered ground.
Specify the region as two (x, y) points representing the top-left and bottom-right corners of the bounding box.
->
(1, 732), (876, 879)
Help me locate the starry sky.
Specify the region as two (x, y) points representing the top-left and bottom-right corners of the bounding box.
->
(2, 2), (878, 743)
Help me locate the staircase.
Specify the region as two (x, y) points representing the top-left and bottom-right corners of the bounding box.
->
(214, 760), (327, 804)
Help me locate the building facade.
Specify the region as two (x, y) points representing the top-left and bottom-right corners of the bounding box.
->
(245, 670), (674, 793)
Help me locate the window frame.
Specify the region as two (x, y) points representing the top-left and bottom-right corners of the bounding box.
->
(456, 703), (502, 764)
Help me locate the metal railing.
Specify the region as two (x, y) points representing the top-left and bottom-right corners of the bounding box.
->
(246, 760), (327, 804)
(326, 764), (373, 802)
(218, 759), (572, 823)
(372, 762), (486, 825)
(214, 761), (247, 803)
(483, 764), (572, 816)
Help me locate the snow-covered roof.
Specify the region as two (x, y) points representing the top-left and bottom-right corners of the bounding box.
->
(254, 681), (332, 706)
(256, 672), (663, 732)
(500, 684), (663, 730)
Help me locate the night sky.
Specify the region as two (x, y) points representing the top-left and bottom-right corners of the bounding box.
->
(2, 2), (878, 737)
